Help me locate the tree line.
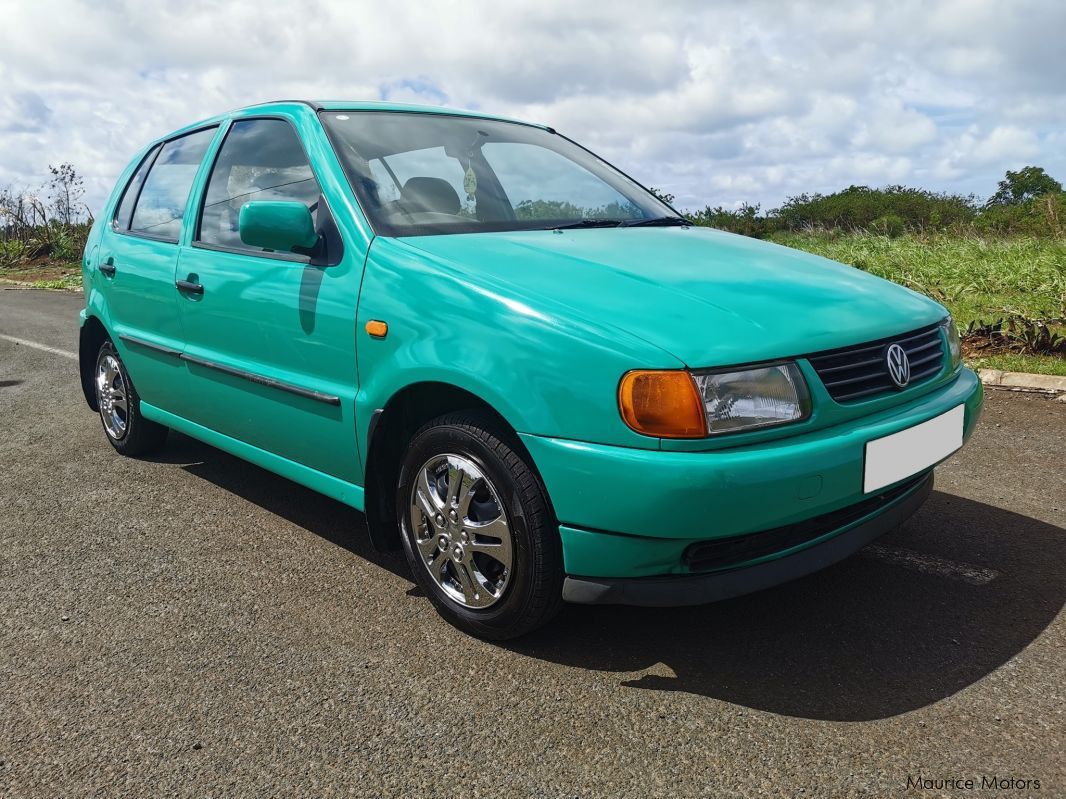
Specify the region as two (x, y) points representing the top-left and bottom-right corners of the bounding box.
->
(654, 166), (1066, 238)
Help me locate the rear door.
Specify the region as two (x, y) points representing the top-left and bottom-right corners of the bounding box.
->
(173, 116), (361, 483)
(98, 127), (217, 408)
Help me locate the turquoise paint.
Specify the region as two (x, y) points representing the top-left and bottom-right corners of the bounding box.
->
(141, 402), (366, 511)
(398, 227), (947, 369)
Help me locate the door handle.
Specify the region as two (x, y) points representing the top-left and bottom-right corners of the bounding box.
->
(175, 279), (204, 295)
(99, 258), (116, 277)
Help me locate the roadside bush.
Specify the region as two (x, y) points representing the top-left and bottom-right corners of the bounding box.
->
(870, 214), (906, 238)
(973, 192), (1066, 237)
(770, 185), (977, 233)
(0, 239), (27, 268)
(687, 202), (768, 237)
(679, 168), (1064, 240)
(963, 315), (1066, 357)
(48, 222), (90, 262)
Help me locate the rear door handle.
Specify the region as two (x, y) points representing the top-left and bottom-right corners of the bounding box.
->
(99, 258), (116, 277)
(175, 279), (204, 295)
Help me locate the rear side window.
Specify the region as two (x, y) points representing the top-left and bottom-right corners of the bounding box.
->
(112, 144), (160, 231)
(129, 127), (217, 242)
(197, 118), (321, 255)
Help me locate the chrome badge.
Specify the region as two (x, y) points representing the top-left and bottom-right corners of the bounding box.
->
(886, 343), (911, 388)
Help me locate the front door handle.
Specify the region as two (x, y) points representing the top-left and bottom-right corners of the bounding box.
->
(99, 258), (116, 277)
(175, 279), (204, 295)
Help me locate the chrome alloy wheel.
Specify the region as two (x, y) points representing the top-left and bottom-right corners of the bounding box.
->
(95, 353), (129, 440)
(409, 454), (514, 609)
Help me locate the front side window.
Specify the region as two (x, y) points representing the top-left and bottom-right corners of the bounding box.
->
(320, 111), (673, 236)
(197, 118), (321, 255)
(129, 127), (217, 241)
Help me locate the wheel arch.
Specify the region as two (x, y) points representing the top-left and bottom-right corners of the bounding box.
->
(79, 314), (111, 411)
(362, 380), (547, 552)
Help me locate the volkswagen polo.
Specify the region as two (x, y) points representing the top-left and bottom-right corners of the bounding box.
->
(79, 101), (983, 639)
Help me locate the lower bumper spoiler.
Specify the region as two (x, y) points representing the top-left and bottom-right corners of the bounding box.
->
(561, 472), (933, 607)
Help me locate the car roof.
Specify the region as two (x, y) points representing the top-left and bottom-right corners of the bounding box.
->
(155, 100), (548, 144)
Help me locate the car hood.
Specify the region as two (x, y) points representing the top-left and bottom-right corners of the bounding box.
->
(398, 226), (946, 367)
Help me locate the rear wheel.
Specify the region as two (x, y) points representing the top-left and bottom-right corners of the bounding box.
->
(94, 340), (168, 456)
(397, 412), (564, 640)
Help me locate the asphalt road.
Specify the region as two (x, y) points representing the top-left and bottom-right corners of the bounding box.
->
(2, 287), (1064, 798)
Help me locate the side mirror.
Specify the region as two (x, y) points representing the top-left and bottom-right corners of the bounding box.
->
(238, 201), (319, 254)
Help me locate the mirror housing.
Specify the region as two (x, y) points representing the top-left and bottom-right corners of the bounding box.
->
(238, 201), (319, 254)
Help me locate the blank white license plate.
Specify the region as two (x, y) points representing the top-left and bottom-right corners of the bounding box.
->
(863, 405), (964, 493)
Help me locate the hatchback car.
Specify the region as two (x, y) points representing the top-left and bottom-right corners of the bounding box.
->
(80, 101), (983, 639)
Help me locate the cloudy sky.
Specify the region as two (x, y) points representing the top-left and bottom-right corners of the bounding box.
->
(1, 0), (1064, 215)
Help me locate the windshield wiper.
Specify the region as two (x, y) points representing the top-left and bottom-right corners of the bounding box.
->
(618, 216), (691, 227)
(549, 219), (623, 230)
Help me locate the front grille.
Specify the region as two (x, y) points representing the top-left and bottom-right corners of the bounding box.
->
(807, 324), (945, 403)
(682, 474), (928, 573)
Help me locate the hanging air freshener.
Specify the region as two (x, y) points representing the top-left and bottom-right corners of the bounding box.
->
(463, 166), (477, 200)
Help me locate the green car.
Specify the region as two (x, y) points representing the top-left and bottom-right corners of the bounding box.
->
(79, 101), (983, 639)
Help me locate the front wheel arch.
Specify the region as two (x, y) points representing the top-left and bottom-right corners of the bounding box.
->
(363, 381), (550, 553)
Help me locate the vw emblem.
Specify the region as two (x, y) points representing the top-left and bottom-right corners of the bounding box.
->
(886, 343), (911, 388)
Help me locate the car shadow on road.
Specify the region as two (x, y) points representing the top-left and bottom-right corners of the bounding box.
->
(147, 431), (411, 582)
(506, 491), (1065, 721)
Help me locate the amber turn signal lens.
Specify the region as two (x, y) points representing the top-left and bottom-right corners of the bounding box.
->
(618, 370), (707, 438)
(365, 320), (388, 338)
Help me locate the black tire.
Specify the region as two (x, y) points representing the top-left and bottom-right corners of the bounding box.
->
(396, 411), (564, 640)
(94, 339), (169, 456)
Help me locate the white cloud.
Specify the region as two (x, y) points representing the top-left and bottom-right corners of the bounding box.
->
(935, 125), (1042, 180)
(850, 101), (938, 154)
(0, 0), (1063, 212)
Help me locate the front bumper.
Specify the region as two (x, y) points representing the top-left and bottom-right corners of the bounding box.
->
(562, 471), (932, 606)
(519, 367), (982, 587)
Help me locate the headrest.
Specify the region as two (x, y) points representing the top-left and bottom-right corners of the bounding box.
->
(400, 177), (461, 215)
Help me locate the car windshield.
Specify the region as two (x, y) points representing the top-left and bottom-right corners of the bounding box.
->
(319, 111), (675, 237)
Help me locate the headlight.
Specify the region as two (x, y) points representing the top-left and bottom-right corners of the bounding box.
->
(941, 317), (962, 369)
(618, 362), (812, 438)
(693, 362), (811, 435)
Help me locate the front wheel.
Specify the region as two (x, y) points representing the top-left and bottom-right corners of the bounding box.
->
(397, 412), (564, 640)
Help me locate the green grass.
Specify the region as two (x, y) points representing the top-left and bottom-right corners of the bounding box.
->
(29, 274), (82, 290)
(771, 231), (1065, 376)
(966, 353), (1066, 377)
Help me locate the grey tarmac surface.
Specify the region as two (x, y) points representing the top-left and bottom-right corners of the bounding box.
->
(1, 287), (1063, 798)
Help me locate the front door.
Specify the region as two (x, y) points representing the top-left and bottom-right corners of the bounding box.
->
(99, 128), (217, 409)
(173, 116), (361, 484)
